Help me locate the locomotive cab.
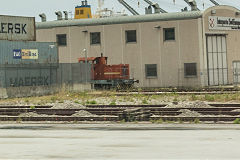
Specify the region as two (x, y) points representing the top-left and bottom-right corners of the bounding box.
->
(78, 53), (138, 89)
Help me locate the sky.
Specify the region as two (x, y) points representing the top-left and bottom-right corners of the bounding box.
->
(0, 0), (239, 22)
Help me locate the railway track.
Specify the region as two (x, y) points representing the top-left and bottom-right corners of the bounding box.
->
(108, 91), (240, 96)
(118, 86), (240, 92)
(0, 104), (239, 123)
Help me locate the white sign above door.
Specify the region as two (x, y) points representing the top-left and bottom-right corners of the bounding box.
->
(209, 16), (240, 30)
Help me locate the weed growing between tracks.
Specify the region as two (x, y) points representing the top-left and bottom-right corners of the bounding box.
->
(233, 118), (240, 124)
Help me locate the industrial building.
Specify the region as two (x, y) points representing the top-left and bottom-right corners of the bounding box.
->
(36, 5), (240, 88)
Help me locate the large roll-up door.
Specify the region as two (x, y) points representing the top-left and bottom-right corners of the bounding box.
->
(206, 35), (228, 86)
(233, 61), (240, 84)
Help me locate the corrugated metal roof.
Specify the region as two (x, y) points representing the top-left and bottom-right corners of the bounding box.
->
(36, 11), (203, 29)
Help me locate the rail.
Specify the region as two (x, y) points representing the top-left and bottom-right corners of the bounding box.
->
(0, 104), (239, 123)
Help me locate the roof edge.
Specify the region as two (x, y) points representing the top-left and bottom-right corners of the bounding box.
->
(203, 5), (240, 17)
(36, 11), (203, 29)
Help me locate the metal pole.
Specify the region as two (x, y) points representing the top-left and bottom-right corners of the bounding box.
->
(84, 49), (88, 83)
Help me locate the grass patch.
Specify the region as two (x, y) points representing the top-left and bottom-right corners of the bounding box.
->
(109, 100), (116, 105)
(194, 118), (200, 124)
(86, 100), (97, 105)
(204, 94), (215, 101)
(16, 117), (22, 123)
(191, 94), (197, 101)
(142, 99), (148, 104)
(30, 106), (35, 109)
(119, 119), (126, 123)
(177, 118), (183, 124)
(233, 118), (240, 124)
(74, 100), (80, 104)
(50, 96), (57, 103)
(150, 118), (163, 124)
(58, 100), (64, 103)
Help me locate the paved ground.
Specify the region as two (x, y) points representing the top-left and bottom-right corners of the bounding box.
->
(0, 123), (240, 159)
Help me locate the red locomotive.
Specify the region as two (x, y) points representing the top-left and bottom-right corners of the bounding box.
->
(78, 53), (138, 89)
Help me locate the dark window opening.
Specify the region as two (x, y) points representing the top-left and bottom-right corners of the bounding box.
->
(90, 32), (101, 45)
(76, 10), (80, 15)
(184, 63), (197, 77)
(145, 64), (157, 78)
(56, 34), (67, 46)
(164, 28), (175, 41)
(80, 10), (84, 14)
(126, 30), (137, 43)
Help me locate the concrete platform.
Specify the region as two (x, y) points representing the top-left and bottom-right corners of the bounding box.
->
(0, 123), (240, 159)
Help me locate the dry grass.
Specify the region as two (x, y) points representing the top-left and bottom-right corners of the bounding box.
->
(1, 91), (240, 105)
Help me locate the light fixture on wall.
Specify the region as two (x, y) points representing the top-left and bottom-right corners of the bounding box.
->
(154, 25), (161, 29)
(49, 44), (55, 49)
(211, 10), (216, 15)
(82, 30), (88, 33)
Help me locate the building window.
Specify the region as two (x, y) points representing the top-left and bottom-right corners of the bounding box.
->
(76, 10), (80, 15)
(126, 30), (137, 43)
(184, 63), (197, 77)
(145, 64), (157, 78)
(90, 32), (101, 45)
(56, 34), (67, 46)
(164, 28), (175, 41)
(80, 10), (84, 15)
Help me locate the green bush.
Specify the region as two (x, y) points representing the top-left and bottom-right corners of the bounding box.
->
(233, 118), (240, 124)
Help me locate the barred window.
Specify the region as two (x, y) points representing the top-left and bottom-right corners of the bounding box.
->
(145, 64), (157, 78)
(56, 34), (67, 46)
(184, 63), (197, 77)
(126, 30), (137, 43)
(90, 32), (101, 45)
(164, 28), (175, 41)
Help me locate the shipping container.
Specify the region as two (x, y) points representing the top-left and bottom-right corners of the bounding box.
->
(3, 65), (57, 87)
(0, 15), (35, 41)
(0, 70), (5, 88)
(0, 40), (58, 64)
(0, 63), (92, 88)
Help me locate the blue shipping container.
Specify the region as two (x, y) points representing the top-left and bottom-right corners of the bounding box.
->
(0, 40), (58, 64)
